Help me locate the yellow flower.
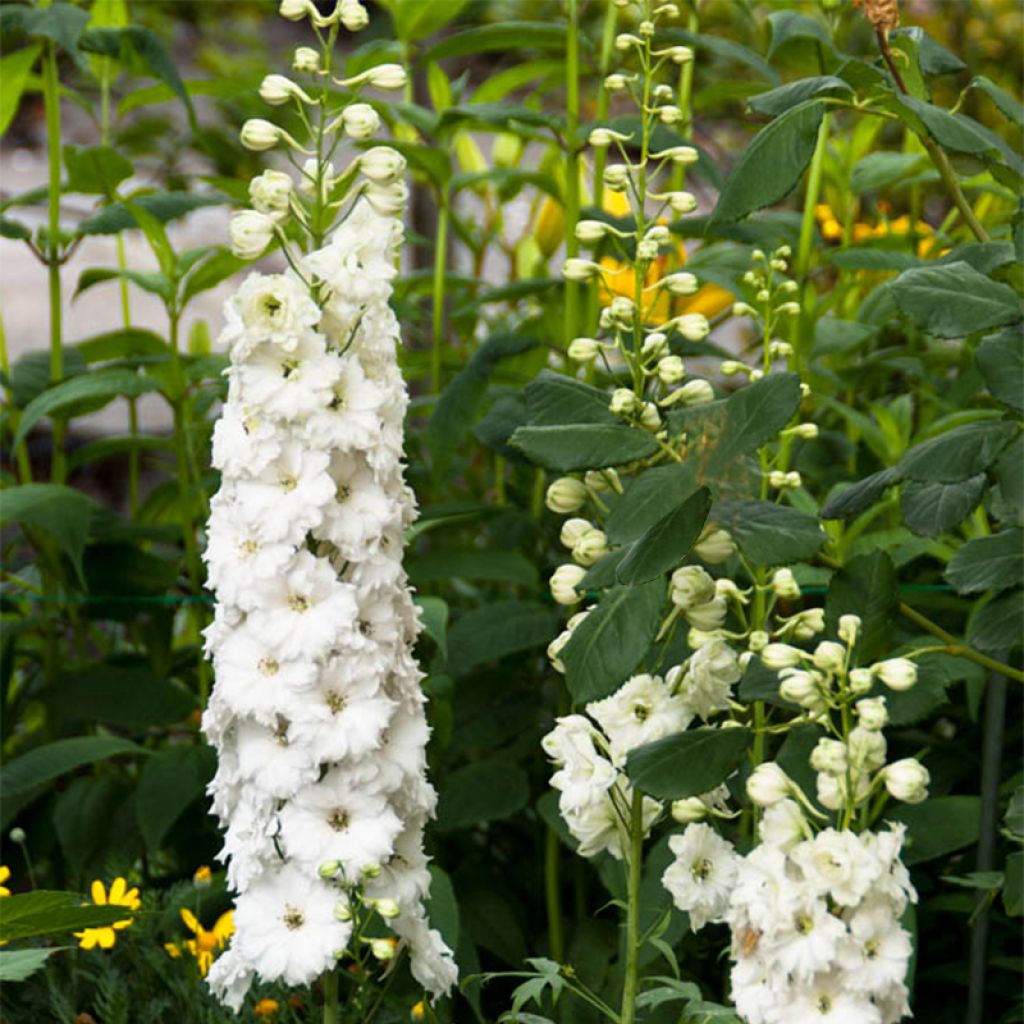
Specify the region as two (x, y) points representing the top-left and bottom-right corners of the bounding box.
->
(75, 878), (141, 950)
(254, 999), (280, 1019)
(0, 866), (11, 898)
(179, 908), (234, 977)
(411, 1000), (426, 1021)
(193, 865), (213, 888)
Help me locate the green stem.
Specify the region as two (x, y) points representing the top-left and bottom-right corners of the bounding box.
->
(544, 823), (565, 962)
(898, 602), (1023, 682)
(42, 41), (65, 484)
(430, 192), (449, 394)
(323, 969), (339, 1024)
(793, 112), (828, 373)
(619, 792), (644, 1024)
(591, 0), (619, 208)
(564, 0), (581, 347)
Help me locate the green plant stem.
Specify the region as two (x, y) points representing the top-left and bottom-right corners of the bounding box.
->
(564, 0), (581, 347)
(544, 823), (565, 962)
(898, 602), (1024, 683)
(42, 41), (65, 484)
(793, 112), (828, 372)
(430, 192), (449, 395)
(323, 969), (339, 1024)
(619, 792), (644, 1024)
(591, 0), (619, 208)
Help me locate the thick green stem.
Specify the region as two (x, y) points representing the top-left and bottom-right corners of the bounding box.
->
(42, 41), (65, 483)
(430, 193), (449, 394)
(323, 969), (339, 1024)
(564, 0), (581, 347)
(619, 793), (644, 1024)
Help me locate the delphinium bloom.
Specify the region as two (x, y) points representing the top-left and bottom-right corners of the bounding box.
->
(201, 0), (455, 1008)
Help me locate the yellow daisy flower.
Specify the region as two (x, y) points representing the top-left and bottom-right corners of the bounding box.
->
(179, 907), (234, 977)
(0, 866), (11, 898)
(254, 998), (280, 1019)
(74, 877), (141, 950)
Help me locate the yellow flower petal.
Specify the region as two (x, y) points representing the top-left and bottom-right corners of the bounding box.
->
(90, 880), (107, 906)
(108, 878), (127, 904)
(180, 907), (200, 936)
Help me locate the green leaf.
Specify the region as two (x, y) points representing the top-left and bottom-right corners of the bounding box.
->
(605, 463), (700, 544)
(710, 101), (825, 225)
(446, 601), (556, 677)
(969, 75), (1024, 128)
(408, 550), (538, 588)
(0, 4), (89, 65)
(883, 651), (979, 726)
(425, 865), (460, 953)
(968, 588), (1023, 654)
(425, 22), (569, 62)
(887, 796), (981, 866)
(1004, 851), (1024, 916)
(0, 947), (69, 983)
(414, 595), (449, 660)
(895, 94), (1002, 157)
(0, 46), (41, 137)
(75, 328), (167, 363)
(436, 756), (530, 830)
(63, 145), (132, 196)
(74, 266), (172, 302)
(748, 77), (851, 118)
(626, 726), (751, 801)
(850, 151), (928, 193)
(180, 249), (248, 305)
(890, 262), (1021, 339)
(523, 370), (618, 426)
(510, 423), (659, 472)
(976, 328), (1024, 413)
(615, 487), (712, 585)
(0, 891), (131, 943)
(136, 745), (213, 851)
(946, 529), (1023, 595)
(900, 475), (986, 537)
(378, 0), (470, 43)
(562, 582), (664, 703)
(14, 368), (162, 449)
(891, 27), (965, 76)
(48, 660), (195, 729)
(827, 248), (923, 273)
(821, 468), (901, 520)
(765, 10), (832, 60)
(898, 420), (1019, 483)
(1, 736), (144, 805)
(661, 28), (779, 85)
(812, 318), (876, 356)
(825, 551), (898, 663)
(0, 483), (99, 581)
(713, 500), (825, 564)
(76, 191), (229, 236)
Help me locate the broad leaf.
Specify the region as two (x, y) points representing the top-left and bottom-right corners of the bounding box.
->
(714, 500), (825, 564)
(825, 551), (897, 663)
(898, 420), (1018, 483)
(510, 423), (659, 471)
(136, 745), (214, 851)
(523, 369), (618, 426)
(0, 891), (131, 943)
(436, 756), (530, 830)
(446, 601), (556, 677)
(0, 947), (69, 983)
(0, 46), (41, 137)
(63, 144), (132, 195)
(968, 588), (1023, 654)
(820, 469), (901, 520)
(605, 462), (700, 544)
(887, 797), (981, 866)
(946, 529), (1023, 594)
(900, 475), (986, 537)
(615, 487), (712, 585)
(748, 77), (851, 117)
(626, 726), (752, 800)
(975, 328), (1024, 413)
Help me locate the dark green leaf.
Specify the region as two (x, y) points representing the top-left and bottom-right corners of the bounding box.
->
(827, 248), (923, 272)
(446, 601), (556, 677)
(510, 424), (659, 471)
(523, 369), (618, 426)
(76, 191), (229, 235)
(748, 77), (851, 117)
(75, 328), (167, 363)
(821, 468), (901, 520)
(380, 0), (470, 43)
(714, 500), (825, 564)
(0, 947), (68, 983)
(900, 475), (986, 537)
(883, 651), (979, 726)
(711, 101), (825, 225)
(605, 463), (700, 544)
(626, 726), (751, 800)
(0, 4), (89, 64)
(812, 318), (877, 356)
(414, 596), (448, 660)
(425, 865), (460, 952)
(898, 420), (1018, 483)
(891, 27), (966, 76)
(136, 745), (213, 851)
(63, 145), (132, 196)
(426, 23), (570, 61)
(946, 529), (1023, 595)
(738, 657), (797, 710)
(851, 152), (928, 193)
(181, 249), (248, 305)
(890, 262), (1021, 338)
(562, 582), (664, 703)
(0, 891), (132, 943)
(887, 797), (981, 865)
(969, 75), (1024, 128)
(615, 488), (712, 585)
(436, 756), (530, 830)
(1004, 851), (1024, 916)
(976, 328), (1024, 413)
(9, 347), (87, 407)
(896, 95), (1001, 156)
(661, 28), (779, 85)
(765, 10), (832, 60)
(825, 551), (897, 663)
(968, 588), (1023, 654)
(408, 550), (538, 587)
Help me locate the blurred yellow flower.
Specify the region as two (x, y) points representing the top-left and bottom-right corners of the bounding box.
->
(178, 907), (234, 976)
(816, 202), (942, 257)
(74, 878), (141, 950)
(0, 866), (11, 898)
(193, 865), (213, 888)
(411, 999), (426, 1021)
(254, 999), (280, 1019)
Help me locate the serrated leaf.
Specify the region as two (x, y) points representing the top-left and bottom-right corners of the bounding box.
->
(626, 726), (751, 800)
(436, 756), (530, 830)
(0, 947), (69, 983)
(713, 500), (825, 564)
(900, 474), (986, 537)
(946, 529), (1023, 595)
(563, 582), (664, 703)
(0, 891), (131, 943)
(605, 463), (700, 544)
(63, 144), (132, 195)
(446, 600), (556, 677)
(510, 424), (659, 472)
(615, 487), (712, 585)
(821, 468), (901, 520)
(524, 369), (618, 426)
(887, 797), (981, 865)
(825, 551), (897, 663)
(968, 588), (1023, 654)
(976, 328), (1024, 413)
(898, 420), (1018, 483)
(136, 745), (213, 851)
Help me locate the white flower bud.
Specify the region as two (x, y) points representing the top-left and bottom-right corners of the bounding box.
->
(693, 527), (735, 564)
(584, 469), (618, 493)
(589, 127), (632, 147)
(568, 336), (600, 362)
(359, 146), (406, 183)
(848, 726), (886, 772)
(669, 44), (693, 63)
(319, 860), (341, 879)
(279, 0), (313, 20)
(340, 0), (369, 30)
(609, 296), (635, 323)
(363, 180), (408, 216)
(548, 630), (570, 673)
(848, 667), (874, 695)
(747, 763), (792, 807)
(838, 614), (861, 646)
(240, 118), (282, 151)
(546, 477), (588, 514)
(249, 170), (293, 214)
(788, 608), (825, 641)
(334, 898), (353, 921)
(641, 332), (669, 358)
(372, 898), (401, 919)
(670, 797), (709, 823)
(604, 73), (628, 91)
(573, 529), (608, 567)
(644, 225), (670, 245)
(669, 565), (716, 609)
(615, 32), (642, 49)
(293, 46), (321, 73)
(229, 210), (276, 259)
(575, 219), (609, 244)
(873, 657), (917, 691)
(657, 355), (685, 384)
(778, 301), (801, 316)
(609, 388), (637, 416)
(563, 258), (600, 282)
(638, 402), (661, 431)
(560, 518), (592, 549)
(653, 145), (699, 164)
(550, 564), (587, 605)
(638, 19), (655, 36)
(778, 668), (823, 707)
(771, 568), (801, 600)
(810, 738), (847, 776)
(603, 164), (630, 191)
(668, 190), (698, 214)
(856, 696), (888, 730)
(883, 758), (930, 804)
(731, 303), (754, 318)
(686, 596), (727, 631)
(760, 643), (803, 670)
(675, 312), (709, 341)
(662, 379), (714, 407)
(662, 272), (698, 296)
(748, 630), (769, 653)
(658, 105), (683, 124)
(637, 239), (659, 260)
(370, 938), (397, 961)
(812, 641), (846, 673)
(341, 102), (380, 139)
(365, 63), (407, 89)
(259, 74), (312, 106)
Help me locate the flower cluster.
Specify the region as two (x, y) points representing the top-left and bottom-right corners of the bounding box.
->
(202, 0), (454, 1008)
(663, 813), (916, 1024)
